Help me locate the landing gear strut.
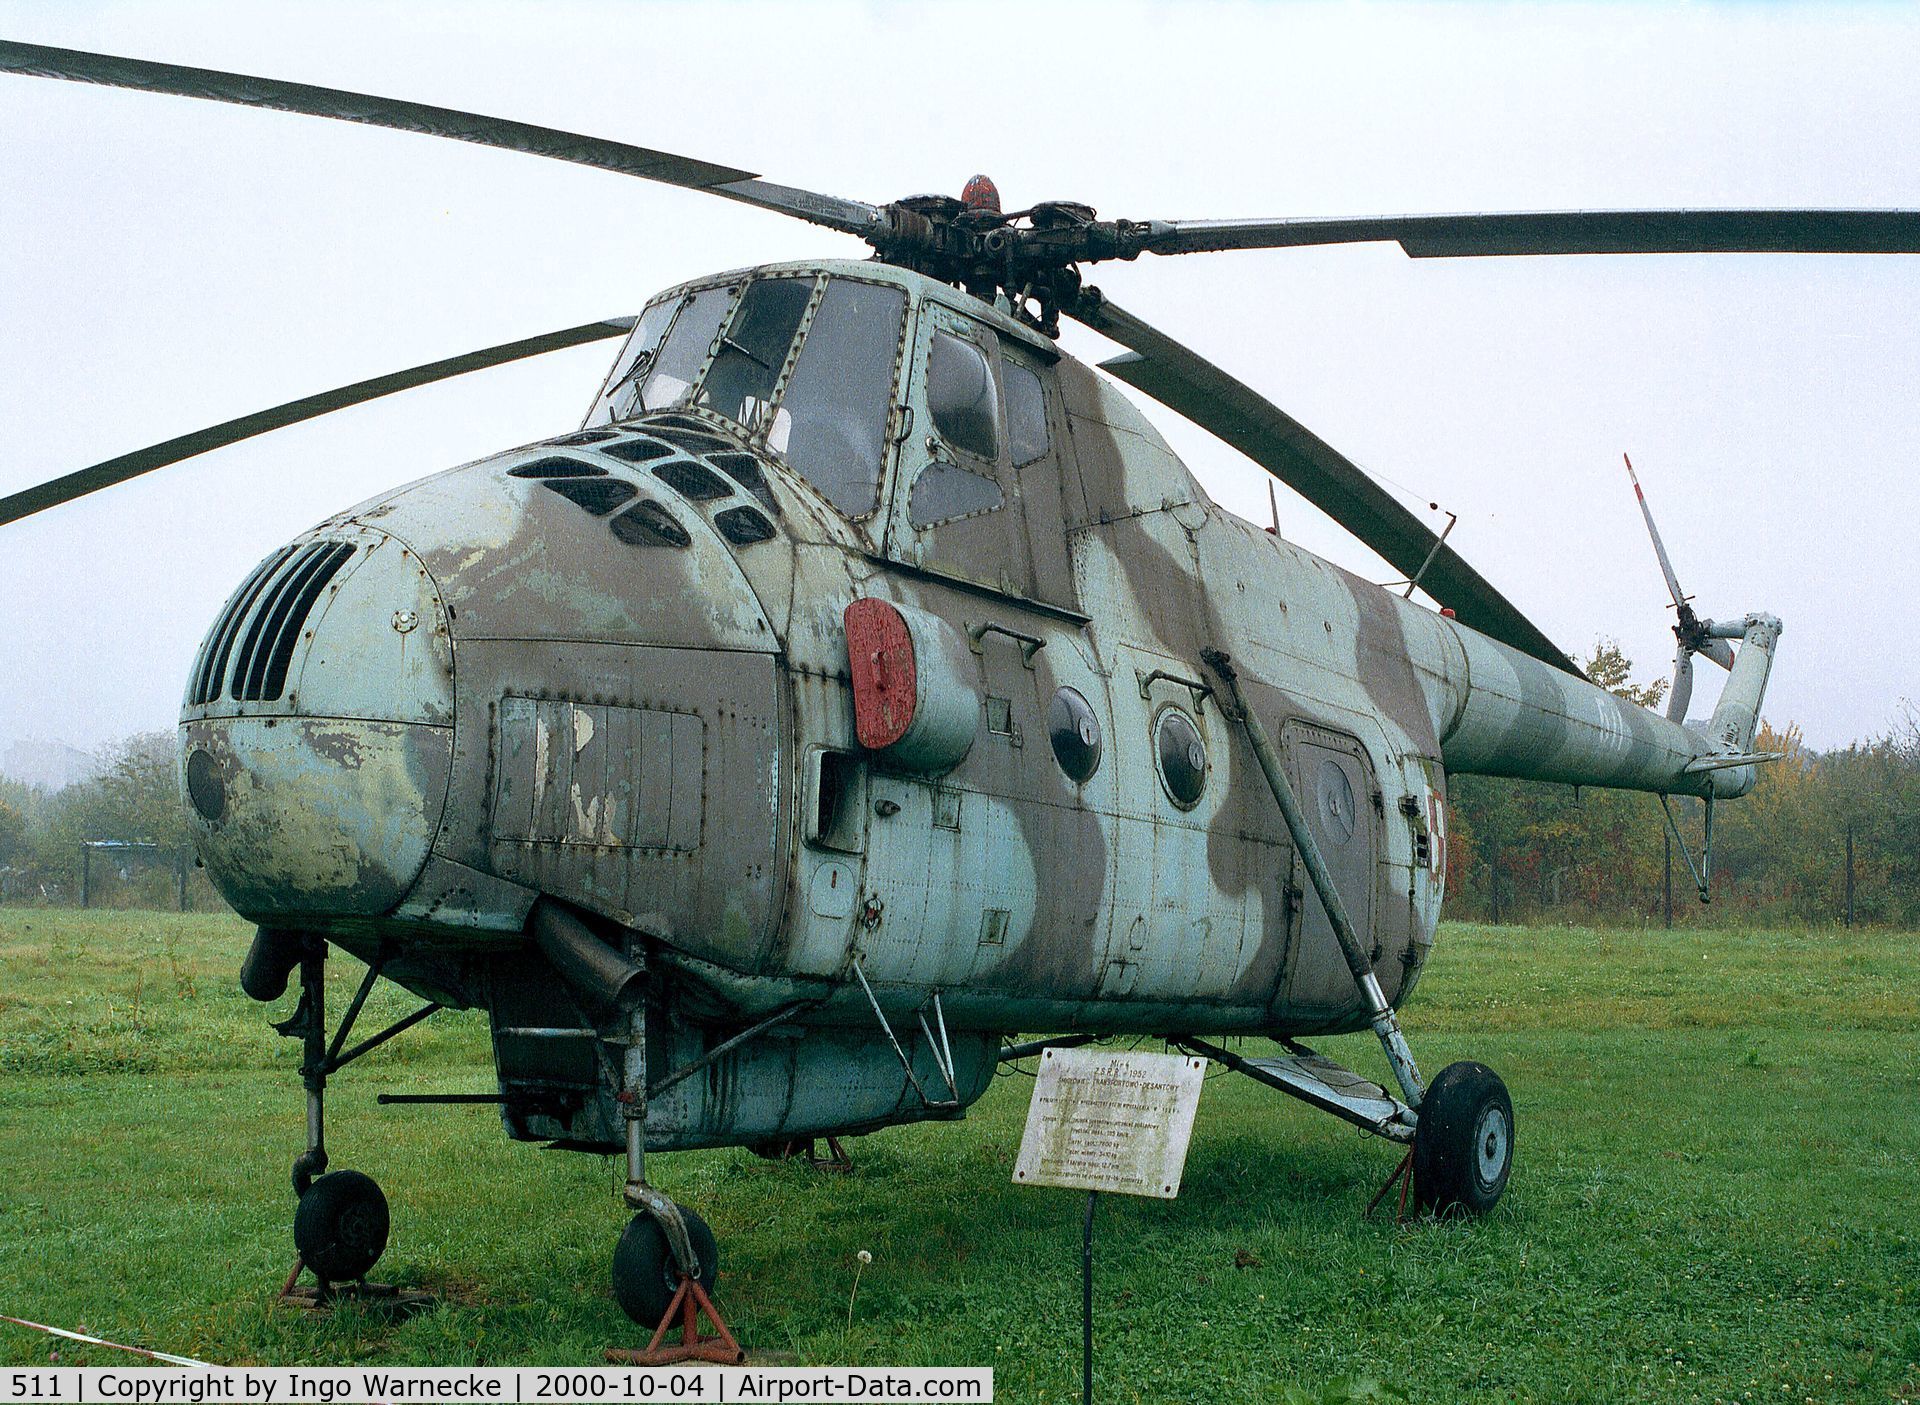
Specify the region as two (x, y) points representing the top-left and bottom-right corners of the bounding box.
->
(598, 977), (742, 1363)
(1203, 650), (1516, 1218)
(521, 902), (743, 1360)
(276, 936), (391, 1296)
(248, 929), (437, 1305)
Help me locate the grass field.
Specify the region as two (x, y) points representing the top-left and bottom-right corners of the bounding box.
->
(1, 909), (1916, 1402)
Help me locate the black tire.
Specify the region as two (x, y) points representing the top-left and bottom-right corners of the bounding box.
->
(612, 1205), (719, 1326)
(1413, 1061), (1513, 1217)
(293, 1169), (390, 1281)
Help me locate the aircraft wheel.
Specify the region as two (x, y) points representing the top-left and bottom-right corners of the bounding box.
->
(612, 1205), (718, 1325)
(1413, 1061), (1513, 1217)
(293, 1169), (390, 1281)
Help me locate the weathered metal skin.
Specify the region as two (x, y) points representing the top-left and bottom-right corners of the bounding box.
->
(179, 527), (455, 921)
(1407, 608), (1774, 800)
(177, 257), (1780, 1151)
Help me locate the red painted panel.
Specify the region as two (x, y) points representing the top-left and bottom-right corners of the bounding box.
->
(845, 598), (917, 750)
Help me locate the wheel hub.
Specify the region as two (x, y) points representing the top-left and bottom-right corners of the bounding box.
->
(1476, 1106), (1511, 1187)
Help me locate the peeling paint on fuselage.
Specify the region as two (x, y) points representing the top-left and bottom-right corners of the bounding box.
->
(178, 257), (1740, 1150)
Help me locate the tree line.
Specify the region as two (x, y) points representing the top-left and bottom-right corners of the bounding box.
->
(0, 732), (218, 910)
(2, 662), (1913, 926)
(1445, 644), (1918, 928)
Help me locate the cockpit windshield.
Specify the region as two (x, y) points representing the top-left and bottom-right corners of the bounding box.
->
(584, 273), (909, 521)
(775, 279), (905, 516)
(698, 277), (812, 431)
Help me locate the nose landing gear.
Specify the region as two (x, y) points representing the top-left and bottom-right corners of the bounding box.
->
(612, 1204), (719, 1325)
(293, 1169), (390, 1283)
(601, 981), (743, 1364)
(248, 931), (435, 1310)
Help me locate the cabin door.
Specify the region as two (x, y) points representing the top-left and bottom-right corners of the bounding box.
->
(1279, 722), (1380, 1019)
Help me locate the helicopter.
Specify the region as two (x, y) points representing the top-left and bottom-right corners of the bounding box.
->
(4, 38), (1916, 1334)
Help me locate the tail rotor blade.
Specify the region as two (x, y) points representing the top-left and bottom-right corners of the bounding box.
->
(1624, 453), (1690, 612)
(1702, 637), (1736, 671)
(1667, 642), (1695, 723)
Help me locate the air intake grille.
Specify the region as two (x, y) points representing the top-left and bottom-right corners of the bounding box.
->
(231, 541), (355, 701)
(188, 541), (356, 705)
(189, 544), (298, 706)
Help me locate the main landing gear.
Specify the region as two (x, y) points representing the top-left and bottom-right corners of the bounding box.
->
(1180, 1035), (1515, 1219)
(1198, 649), (1517, 1219)
(1411, 1060), (1513, 1216)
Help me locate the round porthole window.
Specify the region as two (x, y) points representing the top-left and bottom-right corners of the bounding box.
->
(1047, 687), (1102, 783)
(185, 747), (226, 823)
(1316, 758), (1356, 843)
(1154, 707), (1207, 809)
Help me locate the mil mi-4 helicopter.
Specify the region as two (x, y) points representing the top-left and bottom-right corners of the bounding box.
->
(6, 39), (1916, 1334)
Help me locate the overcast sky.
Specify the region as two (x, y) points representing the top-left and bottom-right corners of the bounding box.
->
(2, 1), (1915, 755)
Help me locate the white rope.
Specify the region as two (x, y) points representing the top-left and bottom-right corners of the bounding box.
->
(0, 1313), (213, 1368)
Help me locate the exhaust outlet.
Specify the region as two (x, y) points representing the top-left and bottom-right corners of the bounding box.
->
(240, 926), (308, 1002)
(531, 901), (646, 1013)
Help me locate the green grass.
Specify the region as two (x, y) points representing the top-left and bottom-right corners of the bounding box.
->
(2, 910), (1917, 1402)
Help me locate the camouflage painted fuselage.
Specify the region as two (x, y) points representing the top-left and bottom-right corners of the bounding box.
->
(177, 259), (1772, 1152)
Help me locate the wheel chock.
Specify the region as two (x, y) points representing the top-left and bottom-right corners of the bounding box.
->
(605, 1274), (745, 1366)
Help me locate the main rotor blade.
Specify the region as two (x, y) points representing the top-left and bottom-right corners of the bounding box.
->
(0, 40), (884, 239)
(1070, 292), (1579, 675)
(1131, 209), (1920, 259)
(0, 316), (635, 528)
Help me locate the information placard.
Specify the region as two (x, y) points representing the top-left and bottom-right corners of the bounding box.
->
(1012, 1047), (1206, 1199)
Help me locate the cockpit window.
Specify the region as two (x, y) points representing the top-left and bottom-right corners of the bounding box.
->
(640, 285), (735, 414)
(1005, 359), (1050, 467)
(926, 330), (1001, 461)
(699, 276), (814, 432)
(909, 459), (1003, 527)
(773, 279), (907, 518)
(589, 297), (678, 425)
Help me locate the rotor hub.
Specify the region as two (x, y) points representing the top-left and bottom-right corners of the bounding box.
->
(868, 180), (1150, 334)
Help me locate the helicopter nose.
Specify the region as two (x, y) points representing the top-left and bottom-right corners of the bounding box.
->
(178, 528), (454, 921)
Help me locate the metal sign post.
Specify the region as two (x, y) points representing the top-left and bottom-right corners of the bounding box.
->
(1014, 1047), (1207, 1404)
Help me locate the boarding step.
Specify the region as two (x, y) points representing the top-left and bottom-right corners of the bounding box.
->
(1182, 1038), (1416, 1141)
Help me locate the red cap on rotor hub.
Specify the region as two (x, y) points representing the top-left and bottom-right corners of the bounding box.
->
(961, 174), (1001, 213)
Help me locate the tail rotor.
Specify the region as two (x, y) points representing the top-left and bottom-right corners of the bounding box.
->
(1624, 454), (1733, 723)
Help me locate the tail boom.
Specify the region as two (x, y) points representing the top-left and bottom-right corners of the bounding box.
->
(1400, 604), (1782, 800)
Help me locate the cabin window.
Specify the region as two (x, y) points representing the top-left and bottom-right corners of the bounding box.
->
(909, 461), (1004, 527)
(698, 276), (814, 433)
(640, 285), (736, 414)
(1155, 706), (1208, 809)
(1005, 360), (1050, 468)
(774, 279), (907, 518)
(1047, 687), (1102, 782)
(926, 330), (1001, 461)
